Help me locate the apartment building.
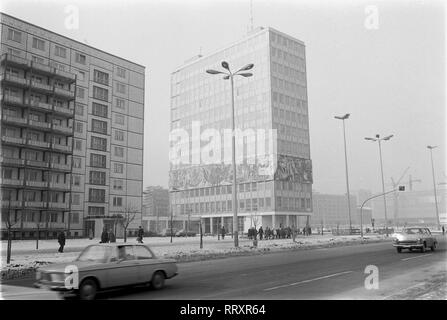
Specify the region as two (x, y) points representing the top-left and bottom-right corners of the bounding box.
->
(169, 27), (313, 234)
(0, 13), (144, 239)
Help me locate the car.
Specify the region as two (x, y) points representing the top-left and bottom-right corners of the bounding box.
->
(34, 243), (178, 300)
(175, 229), (196, 237)
(392, 227), (438, 253)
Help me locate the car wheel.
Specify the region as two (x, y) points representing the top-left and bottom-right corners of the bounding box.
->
(151, 271), (165, 290)
(421, 243), (426, 253)
(431, 242), (436, 251)
(396, 247), (402, 253)
(79, 279), (98, 300)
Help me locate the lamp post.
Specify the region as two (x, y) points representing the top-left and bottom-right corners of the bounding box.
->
(206, 61), (254, 248)
(427, 145), (440, 230)
(334, 113), (352, 232)
(365, 134), (393, 236)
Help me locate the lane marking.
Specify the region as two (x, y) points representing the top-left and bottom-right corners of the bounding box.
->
(263, 270), (353, 292)
(401, 254), (433, 261)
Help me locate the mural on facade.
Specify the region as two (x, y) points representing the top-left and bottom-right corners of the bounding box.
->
(273, 155), (313, 183)
(169, 155), (312, 189)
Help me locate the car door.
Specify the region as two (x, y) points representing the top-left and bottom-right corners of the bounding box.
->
(423, 229), (433, 246)
(134, 245), (158, 283)
(106, 245), (140, 288)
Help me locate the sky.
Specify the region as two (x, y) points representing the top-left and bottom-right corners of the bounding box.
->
(2, 0), (445, 195)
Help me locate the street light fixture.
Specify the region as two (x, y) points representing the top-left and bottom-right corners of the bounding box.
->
(334, 113), (352, 232)
(206, 61), (254, 248)
(427, 145), (441, 229)
(364, 133), (394, 236)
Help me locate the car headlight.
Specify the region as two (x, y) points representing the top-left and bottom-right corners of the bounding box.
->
(36, 270), (41, 280)
(50, 273), (65, 282)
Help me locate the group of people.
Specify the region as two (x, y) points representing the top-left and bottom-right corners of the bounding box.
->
(248, 224), (312, 241)
(100, 227), (116, 243)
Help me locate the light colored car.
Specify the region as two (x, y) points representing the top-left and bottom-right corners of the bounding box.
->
(392, 227), (438, 253)
(34, 243), (178, 299)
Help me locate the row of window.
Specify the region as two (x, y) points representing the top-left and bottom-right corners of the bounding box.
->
(72, 154), (124, 172)
(4, 211), (78, 224)
(177, 197), (273, 215)
(71, 176), (124, 190)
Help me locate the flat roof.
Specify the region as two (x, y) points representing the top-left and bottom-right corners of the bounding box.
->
(0, 12), (145, 69)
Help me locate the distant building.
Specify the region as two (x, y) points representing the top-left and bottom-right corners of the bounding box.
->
(143, 186), (169, 217)
(312, 192), (372, 229)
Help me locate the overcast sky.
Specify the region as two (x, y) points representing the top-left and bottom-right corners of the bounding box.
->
(2, 0), (445, 195)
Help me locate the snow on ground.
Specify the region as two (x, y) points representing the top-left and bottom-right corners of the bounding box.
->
(1, 234), (388, 280)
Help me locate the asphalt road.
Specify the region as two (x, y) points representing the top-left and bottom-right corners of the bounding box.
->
(2, 237), (446, 300)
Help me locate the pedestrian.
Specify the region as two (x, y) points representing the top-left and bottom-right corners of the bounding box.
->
(221, 226), (226, 240)
(108, 229), (116, 243)
(303, 227), (306, 236)
(57, 230), (66, 253)
(100, 227), (109, 243)
(137, 226), (144, 243)
(258, 226), (264, 240)
(292, 225), (297, 242)
(442, 225), (445, 235)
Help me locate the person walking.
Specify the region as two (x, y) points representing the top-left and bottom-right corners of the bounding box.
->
(100, 227), (109, 243)
(108, 229), (116, 243)
(221, 226), (226, 240)
(442, 225), (445, 235)
(137, 226), (144, 243)
(57, 230), (66, 253)
(258, 226), (264, 240)
(292, 225), (297, 242)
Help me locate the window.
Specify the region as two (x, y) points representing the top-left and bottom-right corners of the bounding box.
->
(75, 121), (83, 133)
(89, 188), (105, 203)
(88, 206), (105, 216)
(114, 163), (124, 173)
(92, 102), (108, 118)
(89, 171), (106, 185)
(71, 212), (79, 223)
(92, 119), (107, 134)
(113, 197), (123, 207)
(72, 194), (80, 205)
(7, 47), (21, 56)
(77, 71), (85, 81)
(91, 136), (107, 151)
(7, 29), (22, 43)
(73, 175), (81, 186)
(74, 139), (82, 151)
(116, 82), (126, 94)
(32, 37), (45, 51)
(54, 46), (67, 58)
(93, 69), (109, 86)
(114, 146), (124, 157)
(73, 157), (82, 168)
(116, 98), (125, 109)
(115, 114), (125, 125)
(134, 246), (153, 259)
(75, 104), (84, 116)
(76, 87), (85, 99)
(113, 179), (124, 190)
(90, 153), (106, 168)
(114, 130), (124, 141)
(266, 197), (271, 208)
(93, 86), (108, 101)
(75, 52), (86, 64)
(117, 67), (126, 78)
(32, 56), (44, 64)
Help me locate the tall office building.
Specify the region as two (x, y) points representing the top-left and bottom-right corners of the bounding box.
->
(169, 27), (312, 234)
(0, 13), (145, 239)
(143, 186), (169, 218)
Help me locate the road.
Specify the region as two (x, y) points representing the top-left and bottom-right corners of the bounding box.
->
(2, 237), (446, 300)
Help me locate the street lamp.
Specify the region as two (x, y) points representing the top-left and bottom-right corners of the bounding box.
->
(334, 113), (352, 232)
(427, 145), (441, 230)
(206, 61), (254, 248)
(365, 134), (394, 236)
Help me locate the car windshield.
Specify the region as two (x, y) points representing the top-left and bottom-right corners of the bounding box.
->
(76, 245), (111, 263)
(403, 228), (423, 234)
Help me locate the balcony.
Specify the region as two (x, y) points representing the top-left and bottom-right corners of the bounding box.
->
(27, 139), (50, 149)
(0, 157), (25, 167)
(1, 178), (23, 186)
(25, 180), (47, 188)
(1, 114), (27, 126)
(1, 53), (30, 68)
(0, 73), (28, 87)
(24, 201), (47, 209)
(2, 136), (26, 145)
(1, 200), (23, 208)
(52, 143), (72, 153)
(30, 80), (53, 93)
(48, 202), (69, 210)
(54, 87), (75, 99)
(54, 69), (76, 83)
(49, 182), (70, 190)
(26, 99), (52, 112)
(25, 159), (50, 168)
(28, 119), (51, 130)
(31, 61), (53, 75)
(52, 124), (73, 135)
(1, 94), (23, 106)
(50, 162), (71, 171)
(53, 105), (74, 117)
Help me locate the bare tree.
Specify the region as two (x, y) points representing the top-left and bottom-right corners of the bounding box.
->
(117, 205), (139, 243)
(2, 192), (20, 264)
(250, 210), (260, 230)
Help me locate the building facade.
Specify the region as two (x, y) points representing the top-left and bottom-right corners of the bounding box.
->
(169, 27), (312, 234)
(143, 186), (169, 218)
(0, 13), (145, 239)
